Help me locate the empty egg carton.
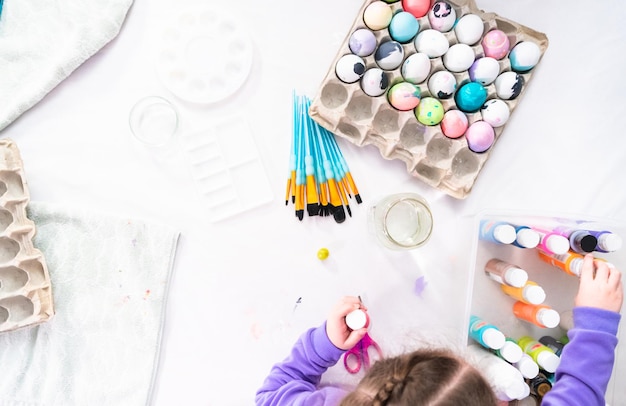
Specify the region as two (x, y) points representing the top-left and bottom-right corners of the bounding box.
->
(309, 0), (548, 199)
(0, 139), (54, 333)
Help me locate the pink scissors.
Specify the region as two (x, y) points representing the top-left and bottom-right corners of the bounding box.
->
(343, 332), (383, 374)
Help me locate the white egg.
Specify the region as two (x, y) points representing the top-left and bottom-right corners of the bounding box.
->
(454, 14), (484, 45)
(443, 43), (475, 72)
(481, 99), (510, 127)
(468, 57), (500, 85)
(361, 68), (389, 97)
(509, 41), (541, 72)
(428, 1), (457, 32)
(414, 29), (449, 58)
(335, 54), (366, 83)
(495, 71), (524, 100)
(401, 53), (431, 84)
(428, 70), (457, 99)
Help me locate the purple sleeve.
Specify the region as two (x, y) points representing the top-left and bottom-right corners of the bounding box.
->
(542, 306), (621, 406)
(255, 322), (349, 406)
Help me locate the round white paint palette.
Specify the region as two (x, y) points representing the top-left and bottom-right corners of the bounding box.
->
(156, 7), (254, 104)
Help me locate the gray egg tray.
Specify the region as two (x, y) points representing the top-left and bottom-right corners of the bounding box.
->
(309, 0), (548, 199)
(0, 139), (54, 333)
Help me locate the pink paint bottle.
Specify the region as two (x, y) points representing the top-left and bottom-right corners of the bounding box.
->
(533, 228), (570, 255)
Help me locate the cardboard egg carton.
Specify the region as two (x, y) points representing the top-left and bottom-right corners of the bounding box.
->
(309, 0), (548, 199)
(0, 139), (54, 333)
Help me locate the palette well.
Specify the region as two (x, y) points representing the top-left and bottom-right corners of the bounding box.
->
(309, 0), (548, 199)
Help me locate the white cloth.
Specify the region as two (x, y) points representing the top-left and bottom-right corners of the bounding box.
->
(0, 202), (180, 406)
(0, 0), (133, 131)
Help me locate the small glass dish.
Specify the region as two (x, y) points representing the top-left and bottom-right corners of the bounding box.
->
(129, 96), (179, 148)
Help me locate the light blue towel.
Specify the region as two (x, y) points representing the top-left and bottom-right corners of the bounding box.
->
(0, 202), (180, 406)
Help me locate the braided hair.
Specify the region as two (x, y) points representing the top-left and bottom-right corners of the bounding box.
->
(339, 348), (498, 406)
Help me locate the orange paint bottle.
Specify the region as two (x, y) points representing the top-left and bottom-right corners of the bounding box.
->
(513, 302), (560, 328)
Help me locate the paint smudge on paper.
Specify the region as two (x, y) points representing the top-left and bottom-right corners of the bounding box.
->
(414, 276), (428, 297)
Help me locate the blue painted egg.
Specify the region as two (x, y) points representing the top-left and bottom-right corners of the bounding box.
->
(455, 81), (488, 112)
(375, 40), (405, 70)
(389, 11), (419, 43)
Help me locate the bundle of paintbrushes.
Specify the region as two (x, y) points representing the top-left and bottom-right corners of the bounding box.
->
(286, 92), (362, 223)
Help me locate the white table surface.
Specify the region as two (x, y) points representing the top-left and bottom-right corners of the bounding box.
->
(4, 0), (626, 404)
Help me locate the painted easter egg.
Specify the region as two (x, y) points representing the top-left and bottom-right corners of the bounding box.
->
(401, 53), (431, 84)
(481, 99), (510, 127)
(402, 0), (430, 18)
(363, 1), (393, 30)
(443, 43), (475, 73)
(414, 29), (449, 58)
(375, 40), (405, 70)
(428, 1), (456, 32)
(361, 68), (389, 97)
(466, 120), (495, 153)
(416, 97), (444, 125)
(349, 28), (378, 57)
(509, 41), (541, 72)
(389, 11), (419, 43)
(495, 71), (524, 100)
(455, 81), (488, 112)
(387, 82), (421, 111)
(469, 57), (500, 85)
(428, 70), (457, 99)
(335, 54), (366, 83)
(454, 14), (484, 45)
(441, 109), (469, 139)
(482, 29), (510, 60)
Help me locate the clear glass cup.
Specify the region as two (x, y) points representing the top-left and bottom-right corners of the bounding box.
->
(368, 193), (434, 250)
(129, 96), (179, 148)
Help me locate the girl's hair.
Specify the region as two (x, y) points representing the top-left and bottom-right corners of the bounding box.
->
(339, 348), (498, 406)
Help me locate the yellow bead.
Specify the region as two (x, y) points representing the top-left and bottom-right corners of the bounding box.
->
(317, 248), (329, 260)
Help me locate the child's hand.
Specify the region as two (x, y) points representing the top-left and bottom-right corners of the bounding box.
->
(326, 296), (369, 350)
(575, 254), (623, 313)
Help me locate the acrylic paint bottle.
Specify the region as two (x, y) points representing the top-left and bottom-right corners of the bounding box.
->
(513, 353), (540, 379)
(539, 335), (565, 356)
(513, 302), (560, 328)
(467, 345), (528, 402)
(501, 281), (546, 305)
(537, 250), (584, 276)
(533, 228), (570, 255)
(479, 220), (517, 244)
(469, 315), (506, 350)
(345, 308), (370, 330)
(512, 225), (540, 249)
(589, 230), (623, 252)
(495, 338), (524, 363)
(518, 336), (561, 373)
(485, 258), (529, 288)
(528, 372), (553, 399)
(568, 229), (598, 254)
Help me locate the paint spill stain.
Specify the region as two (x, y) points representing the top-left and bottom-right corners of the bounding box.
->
(131, 238), (137, 247)
(250, 323), (263, 340)
(143, 289), (151, 300)
(292, 297), (302, 313)
(414, 276), (428, 297)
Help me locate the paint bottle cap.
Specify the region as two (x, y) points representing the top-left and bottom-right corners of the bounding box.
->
(498, 341), (523, 363)
(345, 309), (369, 330)
(536, 350), (560, 373)
(537, 308), (560, 328)
(494, 224), (516, 244)
(514, 354), (539, 379)
(482, 327), (506, 350)
(569, 258), (584, 276)
(577, 234), (598, 253)
(516, 228), (540, 248)
(545, 235), (570, 255)
(598, 233), (623, 252)
(499, 379), (527, 401)
(523, 285), (546, 305)
(504, 267), (528, 288)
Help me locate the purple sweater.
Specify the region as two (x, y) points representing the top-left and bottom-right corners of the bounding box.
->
(255, 322), (349, 405)
(256, 307), (621, 405)
(542, 306), (621, 406)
